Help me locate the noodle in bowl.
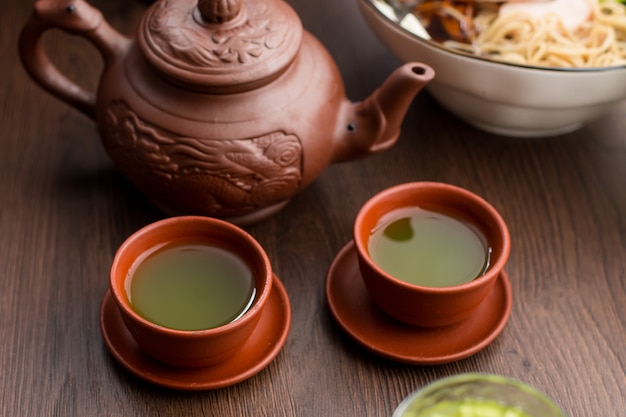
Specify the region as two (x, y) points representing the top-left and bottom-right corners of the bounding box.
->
(358, 0), (626, 137)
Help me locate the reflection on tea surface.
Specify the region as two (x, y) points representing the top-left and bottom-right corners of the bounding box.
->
(368, 207), (491, 287)
(127, 243), (256, 331)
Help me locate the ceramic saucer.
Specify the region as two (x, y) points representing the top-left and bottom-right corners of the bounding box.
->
(325, 241), (512, 365)
(100, 274), (291, 390)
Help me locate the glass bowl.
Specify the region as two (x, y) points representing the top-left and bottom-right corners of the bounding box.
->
(393, 374), (568, 417)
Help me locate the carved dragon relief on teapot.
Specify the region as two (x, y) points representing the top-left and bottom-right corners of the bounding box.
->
(103, 101), (303, 217)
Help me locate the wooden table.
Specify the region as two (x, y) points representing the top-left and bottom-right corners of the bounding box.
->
(2, 0), (625, 416)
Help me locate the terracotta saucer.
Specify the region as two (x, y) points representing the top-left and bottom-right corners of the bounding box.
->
(325, 241), (512, 365)
(99, 275), (291, 390)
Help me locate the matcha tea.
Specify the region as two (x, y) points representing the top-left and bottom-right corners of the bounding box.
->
(368, 207), (490, 287)
(401, 398), (534, 417)
(127, 242), (256, 331)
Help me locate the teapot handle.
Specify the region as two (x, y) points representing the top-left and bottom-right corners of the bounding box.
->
(18, 0), (129, 120)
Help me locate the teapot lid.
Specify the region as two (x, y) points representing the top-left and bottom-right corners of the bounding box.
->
(138, 0), (303, 93)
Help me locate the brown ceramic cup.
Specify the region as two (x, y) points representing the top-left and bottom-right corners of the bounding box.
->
(109, 216), (273, 368)
(354, 182), (510, 327)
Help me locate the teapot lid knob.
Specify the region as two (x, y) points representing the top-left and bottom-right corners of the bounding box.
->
(138, 0), (302, 93)
(197, 0), (242, 23)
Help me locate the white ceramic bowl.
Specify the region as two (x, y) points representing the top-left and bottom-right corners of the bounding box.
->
(358, 0), (626, 137)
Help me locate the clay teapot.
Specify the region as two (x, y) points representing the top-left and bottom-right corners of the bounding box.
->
(19, 0), (434, 225)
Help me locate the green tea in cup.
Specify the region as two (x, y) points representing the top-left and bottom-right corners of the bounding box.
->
(127, 242), (256, 331)
(368, 207), (491, 287)
(354, 182), (510, 327)
(109, 215), (274, 368)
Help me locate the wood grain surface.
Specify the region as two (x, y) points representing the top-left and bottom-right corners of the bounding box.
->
(1, 0), (624, 416)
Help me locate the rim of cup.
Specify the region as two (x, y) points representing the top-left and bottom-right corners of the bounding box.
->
(354, 181), (511, 293)
(109, 215), (273, 337)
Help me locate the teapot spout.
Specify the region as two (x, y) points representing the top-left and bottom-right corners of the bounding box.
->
(332, 63), (434, 162)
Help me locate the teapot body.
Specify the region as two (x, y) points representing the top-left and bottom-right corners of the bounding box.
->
(96, 34), (346, 224)
(19, 0), (434, 225)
